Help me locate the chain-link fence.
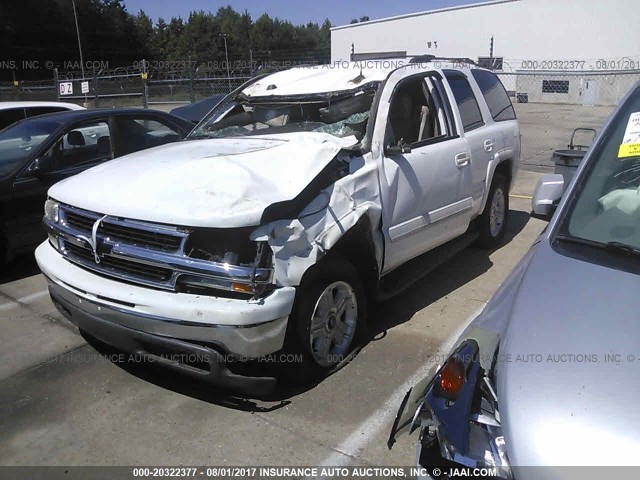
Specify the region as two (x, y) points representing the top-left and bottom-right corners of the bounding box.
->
(2, 60), (640, 109)
(498, 71), (640, 106)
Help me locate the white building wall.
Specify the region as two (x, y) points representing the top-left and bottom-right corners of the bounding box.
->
(330, 0), (640, 72)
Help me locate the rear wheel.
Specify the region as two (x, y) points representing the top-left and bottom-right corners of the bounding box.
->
(283, 256), (365, 382)
(477, 173), (509, 248)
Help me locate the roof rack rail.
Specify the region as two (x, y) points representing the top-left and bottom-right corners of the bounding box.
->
(409, 55), (477, 66)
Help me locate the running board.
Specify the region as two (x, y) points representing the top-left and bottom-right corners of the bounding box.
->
(377, 229), (479, 301)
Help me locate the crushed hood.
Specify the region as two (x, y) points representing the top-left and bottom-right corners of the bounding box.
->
(49, 132), (355, 228)
(494, 241), (640, 469)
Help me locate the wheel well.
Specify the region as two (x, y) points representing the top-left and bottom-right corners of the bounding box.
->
(322, 215), (380, 303)
(493, 159), (512, 188)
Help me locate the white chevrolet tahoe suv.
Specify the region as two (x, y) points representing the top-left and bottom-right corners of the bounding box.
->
(36, 57), (520, 393)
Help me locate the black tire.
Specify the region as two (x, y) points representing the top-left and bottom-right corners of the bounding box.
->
(282, 255), (366, 383)
(477, 172), (509, 249)
(0, 234), (7, 267)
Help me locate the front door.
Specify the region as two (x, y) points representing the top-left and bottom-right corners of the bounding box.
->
(10, 119), (112, 248)
(372, 70), (473, 273)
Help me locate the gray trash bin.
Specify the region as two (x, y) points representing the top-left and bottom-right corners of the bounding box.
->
(553, 128), (596, 185)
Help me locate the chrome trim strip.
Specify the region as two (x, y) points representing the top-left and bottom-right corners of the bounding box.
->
(61, 203), (189, 238)
(428, 196), (473, 224)
(388, 197), (474, 242)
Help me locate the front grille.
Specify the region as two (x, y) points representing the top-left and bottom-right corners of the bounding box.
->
(46, 203), (271, 297)
(65, 211), (184, 251)
(64, 242), (173, 283)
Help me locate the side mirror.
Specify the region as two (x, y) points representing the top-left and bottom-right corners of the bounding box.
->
(385, 141), (412, 156)
(28, 156), (54, 176)
(532, 174), (565, 220)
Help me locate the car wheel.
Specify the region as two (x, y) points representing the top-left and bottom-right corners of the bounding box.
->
(284, 256), (365, 382)
(477, 172), (509, 249)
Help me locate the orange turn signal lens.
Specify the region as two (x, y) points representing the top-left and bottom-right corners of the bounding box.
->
(439, 358), (465, 399)
(231, 283), (254, 294)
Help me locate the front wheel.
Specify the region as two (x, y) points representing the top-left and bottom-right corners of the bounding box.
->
(283, 256), (365, 382)
(477, 173), (509, 248)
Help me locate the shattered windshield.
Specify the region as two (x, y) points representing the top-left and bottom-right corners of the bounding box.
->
(557, 86), (640, 250)
(188, 87), (377, 142)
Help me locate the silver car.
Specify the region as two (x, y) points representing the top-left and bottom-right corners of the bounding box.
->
(388, 81), (640, 479)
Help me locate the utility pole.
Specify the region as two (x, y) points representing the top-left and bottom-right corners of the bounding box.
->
(219, 33), (231, 92)
(71, 0), (85, 80)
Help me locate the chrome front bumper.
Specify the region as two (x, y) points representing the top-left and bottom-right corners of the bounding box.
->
(36, 241), (296, 360)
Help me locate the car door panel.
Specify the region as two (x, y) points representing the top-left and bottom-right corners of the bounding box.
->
(372, 69), (473, 274)
(9, 119), (113, 250)
(443, 70), (494, 218)
(382, 136), (473, 272)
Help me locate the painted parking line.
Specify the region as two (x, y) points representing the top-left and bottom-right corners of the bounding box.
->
(17, 289), (49, 304)
(313, 304), (485, 472)
(0, 289), (49, 312)
(0, 301), (18, 312)
(509, 193), (533, 199)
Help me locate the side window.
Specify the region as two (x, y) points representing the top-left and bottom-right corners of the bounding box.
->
(471, 69), (516, 122)
(0, 108), (27, 131)
(41, 120), (111, 171)
(26, 107), (67, 118)
(444, 72), (484, 132)
(387, 75), (450, 147)
(112, 116), (182, 156)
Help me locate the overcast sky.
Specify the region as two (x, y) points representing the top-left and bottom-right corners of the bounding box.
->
(122, 0), (488, 27)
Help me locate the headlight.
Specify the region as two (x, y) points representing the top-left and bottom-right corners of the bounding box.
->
(44, 199), (60, 223)
(178, 227), (274, 298)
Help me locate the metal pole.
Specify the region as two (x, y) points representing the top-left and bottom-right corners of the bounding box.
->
(219, 34), (231, 92)
(71, 0), (85, 80)
(54, 68), (60, 101)
(142, 59), (148, 108)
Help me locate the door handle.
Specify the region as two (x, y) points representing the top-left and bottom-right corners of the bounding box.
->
(484, 139), (494, 152)
(455, 152), (470, 167)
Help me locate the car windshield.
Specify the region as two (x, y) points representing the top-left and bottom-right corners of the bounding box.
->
(558, 85), (640, 250)
(188, 87), (378, 142)
(0, 118), (61, 177)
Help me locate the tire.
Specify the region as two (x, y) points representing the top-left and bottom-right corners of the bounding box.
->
(0, 235), (7, 267)
(283, 255), (366, 383)
(477, 172), (509, 249)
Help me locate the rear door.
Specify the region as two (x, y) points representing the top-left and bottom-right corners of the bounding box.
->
(444, 70), (494, 216)
(469, 69), (519, 213)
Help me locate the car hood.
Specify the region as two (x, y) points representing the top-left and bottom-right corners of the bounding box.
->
(491, 241), (640, 469)
(48, 132), (354, 228)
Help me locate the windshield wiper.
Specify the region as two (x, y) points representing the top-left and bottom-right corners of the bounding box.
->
(555, 234), (640, 258)
(605, 241), (640, 257)
(555, 234), (604, 249)
(185, 133), (213, 140)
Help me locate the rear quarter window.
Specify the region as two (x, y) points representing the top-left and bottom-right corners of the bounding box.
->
(471, 69), (516, 122)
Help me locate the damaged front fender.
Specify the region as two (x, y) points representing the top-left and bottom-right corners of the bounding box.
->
(251, 152), (383, 287)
